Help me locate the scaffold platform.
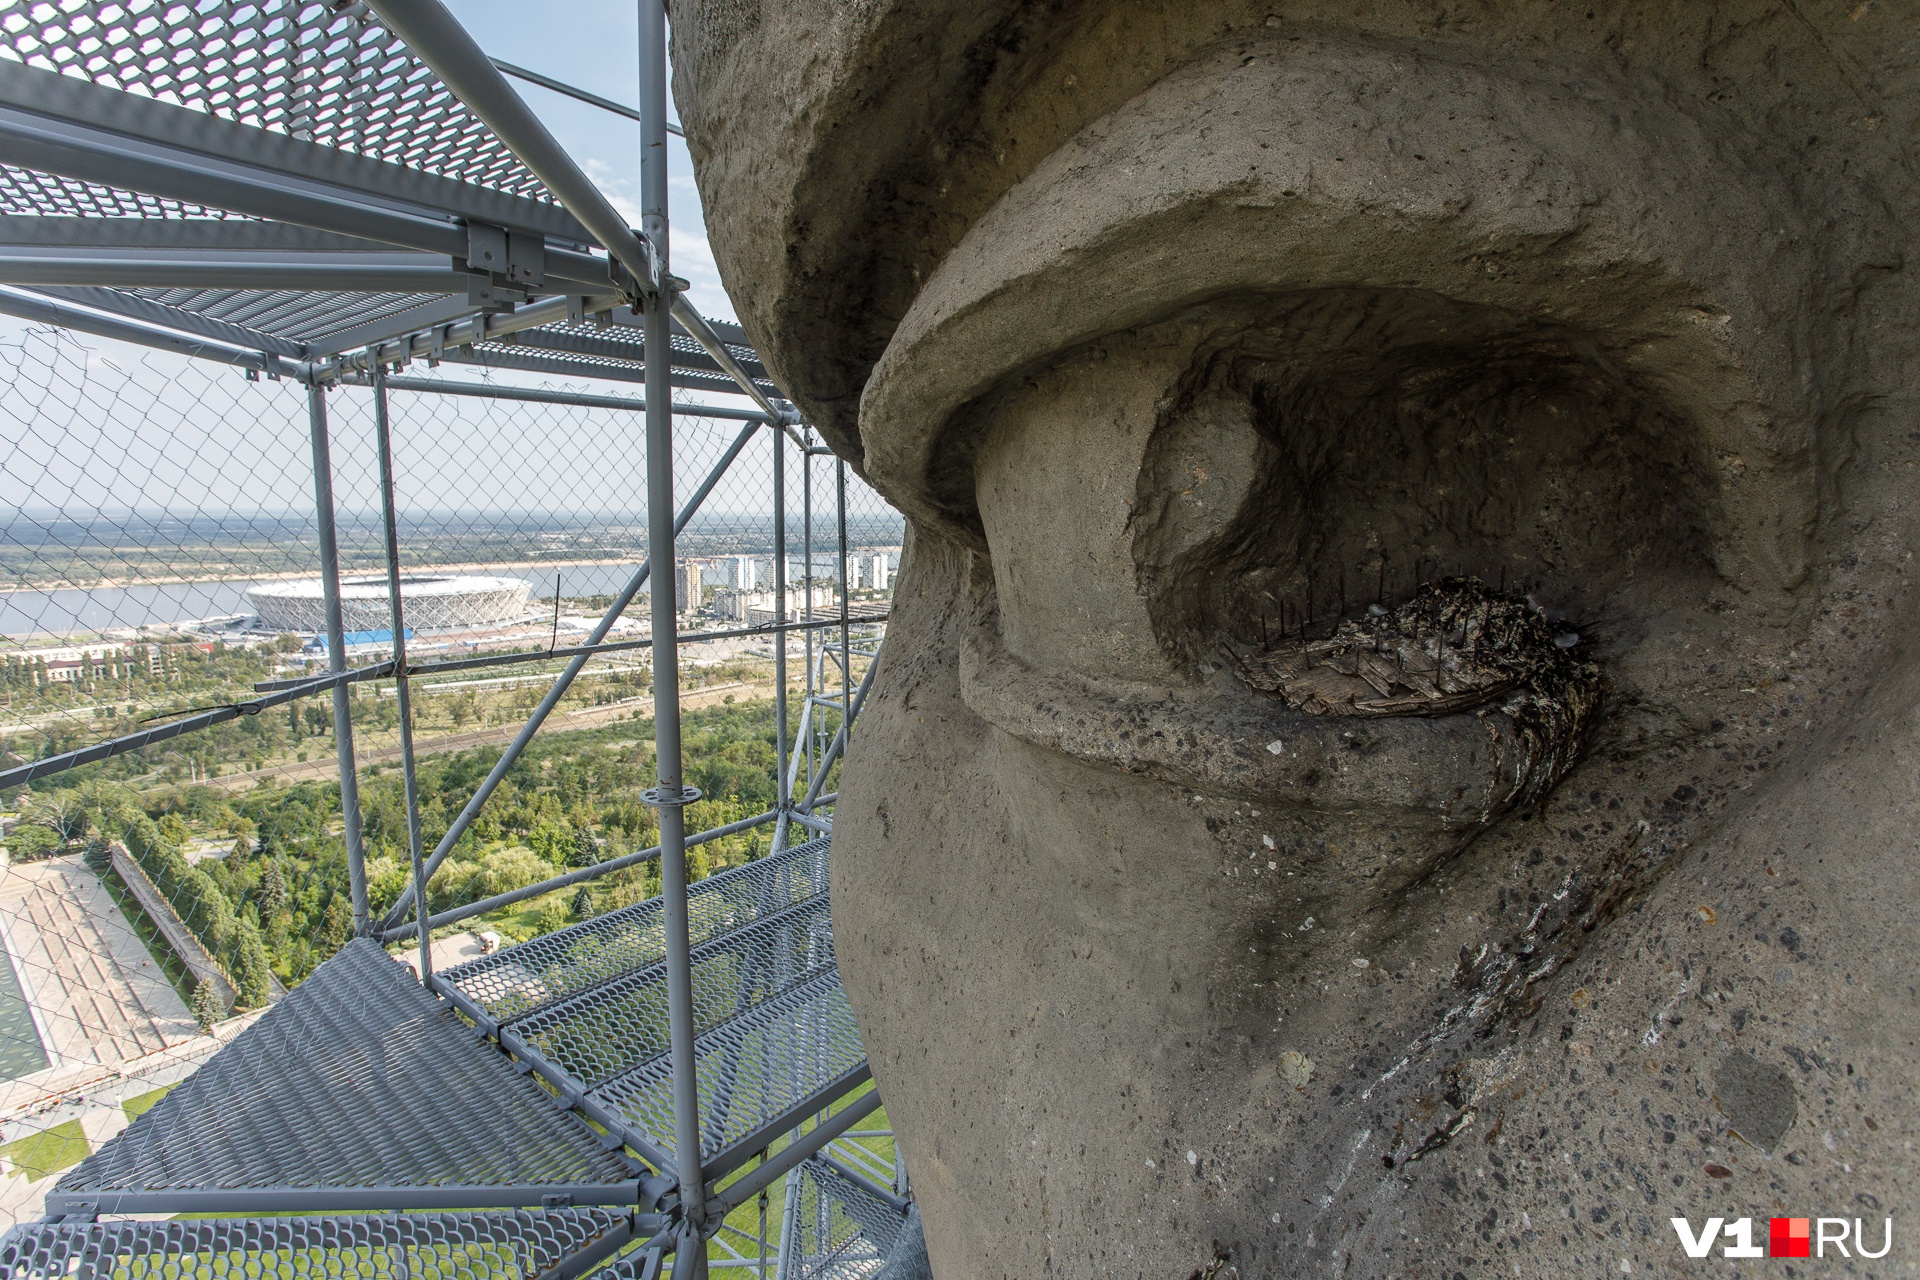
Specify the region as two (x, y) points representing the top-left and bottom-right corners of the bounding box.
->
(1, 837), (897, 1278)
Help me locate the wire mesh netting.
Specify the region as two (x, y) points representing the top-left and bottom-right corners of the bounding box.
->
(704, 1095), (903, 1277)
(0, 1207), (634, 1279)
(0, 322), (899, 1232)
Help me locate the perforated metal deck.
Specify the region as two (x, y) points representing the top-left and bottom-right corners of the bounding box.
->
(592, 968), (866, 1174)
(509, 894), (837, 1088)
(26, 837), (882, 1276)
(440, 838), (832, 1023)
(51, 937), (631, 1214)
(0, 0), (552, 199)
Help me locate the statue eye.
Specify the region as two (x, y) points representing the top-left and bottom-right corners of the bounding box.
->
(1133, 289), (1715, 676)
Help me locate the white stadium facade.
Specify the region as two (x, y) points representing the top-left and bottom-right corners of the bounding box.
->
(246, 575), (533, 634)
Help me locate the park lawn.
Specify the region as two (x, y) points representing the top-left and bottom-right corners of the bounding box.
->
(0, 1119), (90, 1182)
(122, 1084), (174, 1124)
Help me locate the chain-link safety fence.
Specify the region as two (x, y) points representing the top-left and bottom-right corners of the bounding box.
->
(0, 322), (901, 1246)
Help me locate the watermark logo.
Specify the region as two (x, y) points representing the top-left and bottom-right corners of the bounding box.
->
(1671, 1216), (1891, 1260)
(1768, 1219), (1809, 1258)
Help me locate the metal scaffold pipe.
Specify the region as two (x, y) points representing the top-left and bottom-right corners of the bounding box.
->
(371, 366), (432, 980)
(305, 384), (370, 935)
(838, 459), (852, 778)
(360, 376), (774, 421)
(800, 656), (880, 813)
(631, 0), (705, 1271)
(771, 425), (790, 854)
(0, 284), (307, 380)
(364, 0), (658, 297)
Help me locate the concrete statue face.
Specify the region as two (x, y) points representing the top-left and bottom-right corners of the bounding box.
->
(676, 5), (1918, 1275)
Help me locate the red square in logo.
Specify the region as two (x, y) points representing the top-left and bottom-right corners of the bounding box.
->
(1770, 1217), (1810, 1258)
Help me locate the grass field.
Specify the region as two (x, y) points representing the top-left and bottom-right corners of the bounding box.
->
(0, 1118), (89, 1182)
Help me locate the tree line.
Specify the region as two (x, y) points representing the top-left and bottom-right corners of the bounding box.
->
(4, 697), (801, 1004)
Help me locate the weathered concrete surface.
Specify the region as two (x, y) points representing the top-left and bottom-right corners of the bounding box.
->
(676, 4), (1919, 1276)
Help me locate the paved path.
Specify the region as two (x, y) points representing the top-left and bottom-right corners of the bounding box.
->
(393, 930), (493, 980)
(0, 858), (197, 1083)
(0, 857), (256, 1227)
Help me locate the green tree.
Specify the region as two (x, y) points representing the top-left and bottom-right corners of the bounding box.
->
(302, 704), (332, 737)
(257, 861), (289, 919)
(230, 918), (272, 1008)
(317, 895), (352, 955)
(570, 885), (595, 919)
(43, 790), (94, 843)
(173, 867), (237, 954)
(568, 828), (599, 869)
(8, 824), (59, 862)
(527, 818), (572, 866)
(534, 898), (571, 936)
(191, 976), (224, 1030)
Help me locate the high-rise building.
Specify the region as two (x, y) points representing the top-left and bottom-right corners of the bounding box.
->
(674, 560), (702, 614)
(713, 588), (774, 621)
(866, 552), (892, 591)
(746, 584), (842, 628)
(786, 554), (841, 586)
(701, 555), (759, 590)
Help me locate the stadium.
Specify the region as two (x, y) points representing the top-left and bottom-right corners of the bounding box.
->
(246, 575), (533, 634)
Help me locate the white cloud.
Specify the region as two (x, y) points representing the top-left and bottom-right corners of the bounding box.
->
(668, 230), (737, 322)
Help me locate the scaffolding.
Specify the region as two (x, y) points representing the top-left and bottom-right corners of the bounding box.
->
(0, 1), (896, 1275)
